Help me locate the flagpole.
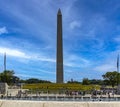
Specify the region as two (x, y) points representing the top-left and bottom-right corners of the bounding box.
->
(4, 52), (6, 71)
(117, 54), (119, 72)
(117, 54), (119, 86)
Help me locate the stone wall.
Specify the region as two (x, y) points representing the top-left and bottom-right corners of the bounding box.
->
(0, 100), (120, 107)
(0, 83), (8, 95)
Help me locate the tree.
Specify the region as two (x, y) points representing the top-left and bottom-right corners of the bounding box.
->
(89, 79), (104, 85)
(25, 78), (51, 84)
(67, 80), (81, 84)
(25, 78), (40, 84)
(0, 70), (19, 85)
(82, 78), (90, 85)
(102, 71), (120, 87)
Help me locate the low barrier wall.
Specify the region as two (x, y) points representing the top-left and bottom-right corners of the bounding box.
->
(0, 100), (120, 107)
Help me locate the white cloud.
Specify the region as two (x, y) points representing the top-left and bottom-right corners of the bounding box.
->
(0, 46), (55, 63)
(17, 69), (55, 78)
(70, 21), (81, 29)
(64, 54), (90, 68)
(0, 47), (30, 58)
(0, 27), (8, 35)
(114, 36), (120, 42)
(94, 64), (116, 72)
(33, 56), (55, 63)
(1, 46), (90, 68)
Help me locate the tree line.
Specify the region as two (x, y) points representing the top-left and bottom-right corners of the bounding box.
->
(80, 71), (120, 87)
(0, 70), (120, 87)
(66, 71), (120, 87)
(0, 70), (51, 85)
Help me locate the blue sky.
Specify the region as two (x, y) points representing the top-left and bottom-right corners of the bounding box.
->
(0, 0), (120, 82)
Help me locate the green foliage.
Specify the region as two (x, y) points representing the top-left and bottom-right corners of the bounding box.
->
(89, 79), (104, 85)
(82, 79), (104, 85)
(102, 71), (120, 87)
(24, 78), (51, 84)
(67, 80), (81, 84)
(0, 70), (19, 85)
(82, 78), (90, 85)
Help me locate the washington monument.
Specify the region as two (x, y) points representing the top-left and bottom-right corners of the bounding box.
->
(56, 9), (64, 83)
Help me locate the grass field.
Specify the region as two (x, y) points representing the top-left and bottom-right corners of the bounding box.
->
(23, 83), (100, 93)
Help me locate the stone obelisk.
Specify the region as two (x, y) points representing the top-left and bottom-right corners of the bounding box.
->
(56, 9), (64, 83)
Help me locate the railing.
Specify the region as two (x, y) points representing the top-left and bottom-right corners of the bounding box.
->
(1, 95), (120, 101)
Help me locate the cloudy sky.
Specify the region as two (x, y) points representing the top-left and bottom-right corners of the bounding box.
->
(0, 0), (120, 82)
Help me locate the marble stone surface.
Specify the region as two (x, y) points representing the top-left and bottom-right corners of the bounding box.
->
(0, 100), (120, 107)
